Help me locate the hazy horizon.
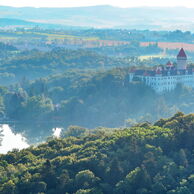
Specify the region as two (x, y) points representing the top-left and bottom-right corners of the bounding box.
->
(0, 5), (193, 9)
(1, 0), (194, 8)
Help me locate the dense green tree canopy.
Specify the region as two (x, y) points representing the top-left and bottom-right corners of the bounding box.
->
(1, 113), (194, 193)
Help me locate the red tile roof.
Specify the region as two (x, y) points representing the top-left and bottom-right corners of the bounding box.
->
(166, 61), (172, 66)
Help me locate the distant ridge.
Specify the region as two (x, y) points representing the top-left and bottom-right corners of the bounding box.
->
(0, 18), (85, 29)
(0, 18), (36, 26)
(1, 6), (194, 30)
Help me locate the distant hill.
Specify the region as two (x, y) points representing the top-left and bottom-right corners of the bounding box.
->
(0, 18), (37, 27)
(0, 18), (84, 29)
(1, 5), (194, 30)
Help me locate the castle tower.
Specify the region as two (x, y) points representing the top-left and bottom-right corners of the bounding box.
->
(177, 48), (187, 70)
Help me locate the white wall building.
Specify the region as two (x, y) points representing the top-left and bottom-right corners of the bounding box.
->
(129, 48), (194, 93)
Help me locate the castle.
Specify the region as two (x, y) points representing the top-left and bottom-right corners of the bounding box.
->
(129, 48), (194, 93)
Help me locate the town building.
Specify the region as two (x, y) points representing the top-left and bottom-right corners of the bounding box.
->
(129, 48), (194, 93)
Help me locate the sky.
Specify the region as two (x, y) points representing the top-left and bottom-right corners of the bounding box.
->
(1, 0), (194, 8)
(0, 124), (62, 154)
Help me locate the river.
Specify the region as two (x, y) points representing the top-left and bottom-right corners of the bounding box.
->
(0, 124), (62, 154)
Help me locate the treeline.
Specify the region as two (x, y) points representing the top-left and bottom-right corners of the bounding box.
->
(1, 67), (194, 135)
(0, 42), (17, 52)
(0, 48), (132, 85)
(0, 46), (167, 86)
(65, 29), (194, 42)
(89, 42), (162, 57)
(0, 42), (18, 61)
(3, 28), (194, 43)
(1, 112), (194, 193)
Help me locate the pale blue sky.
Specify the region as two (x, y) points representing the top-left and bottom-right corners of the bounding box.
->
(0, 0), (194, 8)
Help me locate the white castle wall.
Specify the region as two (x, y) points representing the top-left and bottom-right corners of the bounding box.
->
(128, 49), (194, 94)
(129, 73), (194, 94)
(177, 57), (187, 70)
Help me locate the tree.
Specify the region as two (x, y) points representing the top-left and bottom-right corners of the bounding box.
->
(1, 180), (16, 194)
(64, 126), (87, 137)
(22, 95), (53, 120)
(75, 170), (100, 190)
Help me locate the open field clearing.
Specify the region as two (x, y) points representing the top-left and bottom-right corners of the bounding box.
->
(141, 42), (194, 52)
(0, 31), (99, 41)
(139, 54), (171, 60)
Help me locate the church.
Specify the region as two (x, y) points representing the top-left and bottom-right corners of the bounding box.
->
(129, 48), (194, 93)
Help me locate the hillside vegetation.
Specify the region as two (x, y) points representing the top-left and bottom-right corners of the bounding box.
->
(1, 112), (194, 193)
(0, 48), (131, 85)
(1, 66), (194, 140)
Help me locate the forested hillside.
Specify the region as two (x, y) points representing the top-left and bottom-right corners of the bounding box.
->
(1, 67), (194, 138)
(2, 4), (194, 194)
(0, 48), (132, 85)
(1, 112), (194, 193)
(0, 42), (164, 86)
(0, 40), (194, 141)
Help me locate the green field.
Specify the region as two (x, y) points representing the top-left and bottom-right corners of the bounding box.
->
(139, 54), (173, 60)
(1, 31), (99, 41)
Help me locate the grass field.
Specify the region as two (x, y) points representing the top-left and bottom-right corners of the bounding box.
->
(3, 32), (194, 52)
(139, 54), (173, 60)
(0, 31), (130, 46)
(14, 31), (99, 41)
(141, 42), (194, 52)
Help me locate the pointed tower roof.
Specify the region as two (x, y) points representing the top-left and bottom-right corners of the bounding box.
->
(177, 48), (187, 58)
